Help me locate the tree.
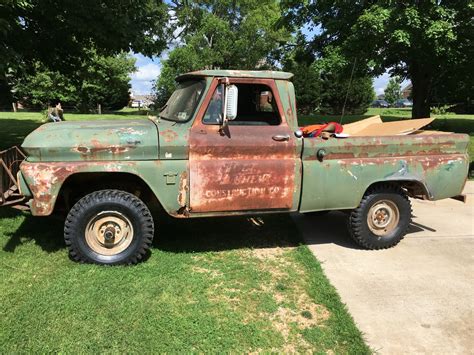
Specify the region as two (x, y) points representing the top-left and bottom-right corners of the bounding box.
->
(319, 75), (374, 116)
(429, 59), (474, 113)
(282, 44), (374, 116)
(1, 0), (169, 101)
(384, 77), (402, 105)
(154, 0), (291, 104)
(281, 36), (322, 114)
(153, 46), (204, 108)
(12, 62), (78, 109)
(282, 1), (473, 118)
(13, 53), (136, 111)
(76, 52), (136, 111)
(284, 61), (322, 115)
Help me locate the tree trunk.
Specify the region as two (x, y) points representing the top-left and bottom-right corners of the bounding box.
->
(410, 64), (432, 119)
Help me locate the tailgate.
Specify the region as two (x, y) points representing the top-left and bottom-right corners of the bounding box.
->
(0, 146), (26, 206)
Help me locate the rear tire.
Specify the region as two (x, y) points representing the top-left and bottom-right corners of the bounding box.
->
(349, 184), (412, 249)
(64, 190), (154, 265)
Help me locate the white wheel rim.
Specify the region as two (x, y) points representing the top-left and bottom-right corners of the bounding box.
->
(367, 200), (400, 237)
(85, 211), (134, 255)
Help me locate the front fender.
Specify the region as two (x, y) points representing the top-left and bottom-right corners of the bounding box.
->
(20, 160), (188, 216)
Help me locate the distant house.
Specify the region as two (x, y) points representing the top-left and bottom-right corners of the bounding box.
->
(129, 93), (154, 108)
(377, 94), (385, 100)
(402, 84), (412, 99)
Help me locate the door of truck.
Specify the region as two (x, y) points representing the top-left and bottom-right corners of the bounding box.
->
(189, 77), (300, 213)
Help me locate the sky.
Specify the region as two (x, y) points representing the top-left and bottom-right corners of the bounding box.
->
(130, 53), (161, 95)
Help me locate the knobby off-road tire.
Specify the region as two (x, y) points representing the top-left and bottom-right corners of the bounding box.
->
(349, 184), (412, 250)
(64, 190), (154, 265)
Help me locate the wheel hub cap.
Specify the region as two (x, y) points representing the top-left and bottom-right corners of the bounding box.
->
(367, 200), (400, 237)
(85, 211), (134, 255)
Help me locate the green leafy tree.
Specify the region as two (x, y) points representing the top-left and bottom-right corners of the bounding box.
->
(12, 63), (78, 108)
(283, 45), (374, 116)
(384, 77), (402, 105)
(285, 61), (322, 115)
(319, 75), (374, 116)
(281, 37), (322, 115)
(154, 0), (291, 105)
(283, 1), (473, 118)
(13, 53), (136, 111)
(1, 0), (169, 101)
(76, 52), (136, 111)
(429, 61), (474, 113)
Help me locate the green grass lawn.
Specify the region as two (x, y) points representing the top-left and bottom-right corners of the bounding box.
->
(0, 211), (368, 353)
(1, 106), (472, 351)
(0, 110), (369, 352)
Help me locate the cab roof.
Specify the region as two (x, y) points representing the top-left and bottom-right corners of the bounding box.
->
(176, 70), (293, 81)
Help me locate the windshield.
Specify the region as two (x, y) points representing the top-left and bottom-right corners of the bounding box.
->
(160, 80), (205, 122)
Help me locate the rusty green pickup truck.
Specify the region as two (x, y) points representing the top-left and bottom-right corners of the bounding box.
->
(0, 70), (469, 265)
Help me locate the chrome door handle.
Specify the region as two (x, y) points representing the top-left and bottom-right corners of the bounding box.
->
(272, 134), (290, 142)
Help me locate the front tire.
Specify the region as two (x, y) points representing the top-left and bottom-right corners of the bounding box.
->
(64, 190), (154, 265)
(348, 184), (412, 249)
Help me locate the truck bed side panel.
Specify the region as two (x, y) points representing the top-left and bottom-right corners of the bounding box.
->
(299, 133), (469, 212)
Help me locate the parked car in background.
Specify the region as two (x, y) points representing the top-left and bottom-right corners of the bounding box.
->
(371, 100), (390, 108)
(393, 99), (413, 108)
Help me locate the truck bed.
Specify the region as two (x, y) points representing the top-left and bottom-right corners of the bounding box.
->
(299, 132), (469, 212)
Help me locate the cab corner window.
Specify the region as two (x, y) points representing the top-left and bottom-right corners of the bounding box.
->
(203, 83), (281, 126)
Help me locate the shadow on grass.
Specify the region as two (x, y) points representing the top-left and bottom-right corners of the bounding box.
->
(1, 209), (64, 253)
(0, 119), (42, 150)
(2, 207), (441, 256)
(430, 118), (474, 134)
(1, 208), (300, 255)
(154, 213), (300, 253)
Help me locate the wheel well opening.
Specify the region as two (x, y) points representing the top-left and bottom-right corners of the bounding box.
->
(366, 180), (429, 200)
(55, 172), (162, 214)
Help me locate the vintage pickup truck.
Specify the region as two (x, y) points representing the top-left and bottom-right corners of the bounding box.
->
(0, 70), (469, 265)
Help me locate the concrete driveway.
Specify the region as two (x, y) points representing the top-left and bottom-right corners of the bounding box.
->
(293, 182), (474, 354)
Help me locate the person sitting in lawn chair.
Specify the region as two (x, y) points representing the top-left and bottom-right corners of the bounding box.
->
(48, 102), (65, 122)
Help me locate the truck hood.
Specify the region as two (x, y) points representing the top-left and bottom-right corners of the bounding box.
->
(22, 119), (159, 162)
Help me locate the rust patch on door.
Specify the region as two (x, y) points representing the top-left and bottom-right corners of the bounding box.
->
(189, 123), (296, 212)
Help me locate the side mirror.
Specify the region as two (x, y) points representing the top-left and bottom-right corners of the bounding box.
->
(225, 85), (238, 121)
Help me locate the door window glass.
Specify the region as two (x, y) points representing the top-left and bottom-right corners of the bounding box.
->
(202, 85), (224, 124)
(203, 83), (281, 126)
